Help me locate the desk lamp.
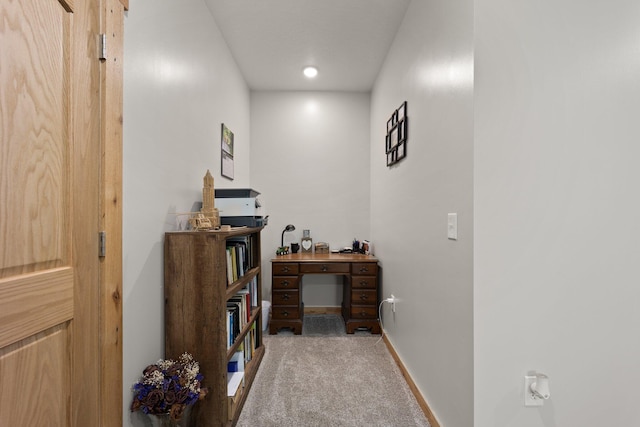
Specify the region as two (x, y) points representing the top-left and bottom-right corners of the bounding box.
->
(281, 224), (296, 247)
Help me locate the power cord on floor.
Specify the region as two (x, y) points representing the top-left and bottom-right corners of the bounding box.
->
(375, 300), (385, 345)
(375, 297), (395, 345)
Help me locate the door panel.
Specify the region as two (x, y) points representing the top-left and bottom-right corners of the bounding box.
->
(0, 0), (71, 279)
(0, 0), (75, 424)
(0, 324), (69, 426)
(0, 0), (124, 423)
(0, 267), (72, 348)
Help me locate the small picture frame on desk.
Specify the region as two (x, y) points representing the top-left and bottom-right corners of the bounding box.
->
(362, 240), (372, 255)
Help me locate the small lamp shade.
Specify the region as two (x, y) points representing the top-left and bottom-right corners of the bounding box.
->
(281, 224), (296, 247)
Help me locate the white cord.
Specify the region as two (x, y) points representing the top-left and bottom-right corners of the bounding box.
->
(375, 300), (386, 345)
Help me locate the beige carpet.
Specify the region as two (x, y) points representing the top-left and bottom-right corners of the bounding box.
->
(237, 335), (431, 427)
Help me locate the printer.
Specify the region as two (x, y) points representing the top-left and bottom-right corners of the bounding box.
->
(214, 188), (268, 227)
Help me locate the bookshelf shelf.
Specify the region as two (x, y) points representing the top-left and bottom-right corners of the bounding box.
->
(164, 227), (264, 426)
(226, 307), (261, 359)
(226, 267), (260, 299)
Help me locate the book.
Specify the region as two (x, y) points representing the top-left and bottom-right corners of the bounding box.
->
(236, 287), (251, 322)
(226, 248), (233, 285)
(230, 248), (238, 282)
(227, 371), (244, 397)
(228, 236), (251, 272)
(226, 310), (232, 348)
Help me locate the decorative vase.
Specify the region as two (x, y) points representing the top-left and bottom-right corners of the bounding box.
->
(149, 413), (173, 427)
(146, 405), (192, 427)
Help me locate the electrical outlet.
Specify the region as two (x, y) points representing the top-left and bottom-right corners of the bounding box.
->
(524, 376), (543, 406)
(391, 294), (396, 312)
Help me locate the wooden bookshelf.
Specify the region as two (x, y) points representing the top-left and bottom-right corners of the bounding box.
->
(164, 227), (264, 426)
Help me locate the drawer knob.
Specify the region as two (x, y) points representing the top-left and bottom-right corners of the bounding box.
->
(282, 280), (289, 287)
(359, 266), (368, 273)
(282, 293), (290, 300)
(360, 311), (367, 317)
(283, 266), (290, 272)
(359, 281), (367, 287)
(283, 311), (289, 317)
(321, 265), (328, 272)
(359, 294), (368, 301)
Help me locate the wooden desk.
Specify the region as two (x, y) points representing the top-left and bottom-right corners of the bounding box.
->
(270, 253), (380, 335)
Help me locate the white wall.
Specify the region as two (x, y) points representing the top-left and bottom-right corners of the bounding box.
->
(121, 2), (640, 426)
(474, 1), (640, 426)
(370, 1), (474, 426)
(122, 1), (251, 425)
(250, 91), (371, 306)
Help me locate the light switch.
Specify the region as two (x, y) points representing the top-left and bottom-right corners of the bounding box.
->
(448, 213), (457, 240)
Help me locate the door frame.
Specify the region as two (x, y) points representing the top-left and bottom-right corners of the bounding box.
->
(71, 0), (128, 424)
(97, 0), (126, 425)
(97, 0), (128, 424)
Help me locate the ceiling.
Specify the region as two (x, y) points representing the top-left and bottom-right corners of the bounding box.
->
(204, 0), (411, 92)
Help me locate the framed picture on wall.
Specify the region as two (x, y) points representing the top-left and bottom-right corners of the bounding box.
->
(390, 125), (398, 149)
(398, 118), (407, 143)
(221, 151), (234, 180)
(385, 101), (407, 166)
(221, 123), (234, 155)
(221, 123), (234, 180)
(397, 101), (406, 122)
(396, 141), (406, 161)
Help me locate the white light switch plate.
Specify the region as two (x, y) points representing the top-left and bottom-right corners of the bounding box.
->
(447, 213), (457, 240)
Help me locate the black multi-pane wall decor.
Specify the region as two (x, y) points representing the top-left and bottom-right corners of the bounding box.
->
(385, 101), (407, 166)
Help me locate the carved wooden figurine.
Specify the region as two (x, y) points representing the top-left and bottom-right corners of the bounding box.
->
(201, 169), (220, 229)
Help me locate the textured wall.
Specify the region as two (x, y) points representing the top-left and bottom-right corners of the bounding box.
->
(370, 1), (474, 426)
(475, 0), (640, 426)
(250, 91), (371, 306)
(122, 1), (250, 425)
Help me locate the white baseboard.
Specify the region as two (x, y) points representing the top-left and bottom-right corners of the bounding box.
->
(382, 334), (441, 427)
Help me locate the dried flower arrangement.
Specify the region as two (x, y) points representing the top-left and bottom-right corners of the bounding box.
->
(131, 353), (208, 421)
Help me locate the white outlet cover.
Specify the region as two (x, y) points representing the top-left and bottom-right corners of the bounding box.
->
(524, 375), (543, 406)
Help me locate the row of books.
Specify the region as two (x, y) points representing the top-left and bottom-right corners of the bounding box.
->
(227, 325), (258, 382)
(227, 350), (245, 419)
(226, 327), (258, 419)
(226, 282), (258, 349)
(242, 324), (257, 365)
(226, 236), (253, 285)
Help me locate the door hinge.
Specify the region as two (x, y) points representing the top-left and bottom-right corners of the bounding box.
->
(99, 33), (107, 60)
(99, 231), (106, 257)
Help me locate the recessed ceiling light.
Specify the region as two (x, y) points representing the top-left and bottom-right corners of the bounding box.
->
(303, 66), (318, 78)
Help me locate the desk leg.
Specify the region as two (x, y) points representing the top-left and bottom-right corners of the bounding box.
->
(345, 320), (381, 334)
(269, 319), (302, 335)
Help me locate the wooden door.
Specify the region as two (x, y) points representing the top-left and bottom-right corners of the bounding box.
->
(0, 0), (125, 425)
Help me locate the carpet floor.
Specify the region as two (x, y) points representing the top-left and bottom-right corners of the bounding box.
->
(237, 316), (430, 427)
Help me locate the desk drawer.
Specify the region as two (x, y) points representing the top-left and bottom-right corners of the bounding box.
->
(351, 290), (377, 306)
(273, 263), (299, 275)
(300, 263), (349, 274)
(272, 290), (299, 306)
(352, 276), (377, 289)
(352, 263), (378, 276)
(272, 276), (299, 289)
(272, 306), (301, 320)
(350, 306), (378, 319)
